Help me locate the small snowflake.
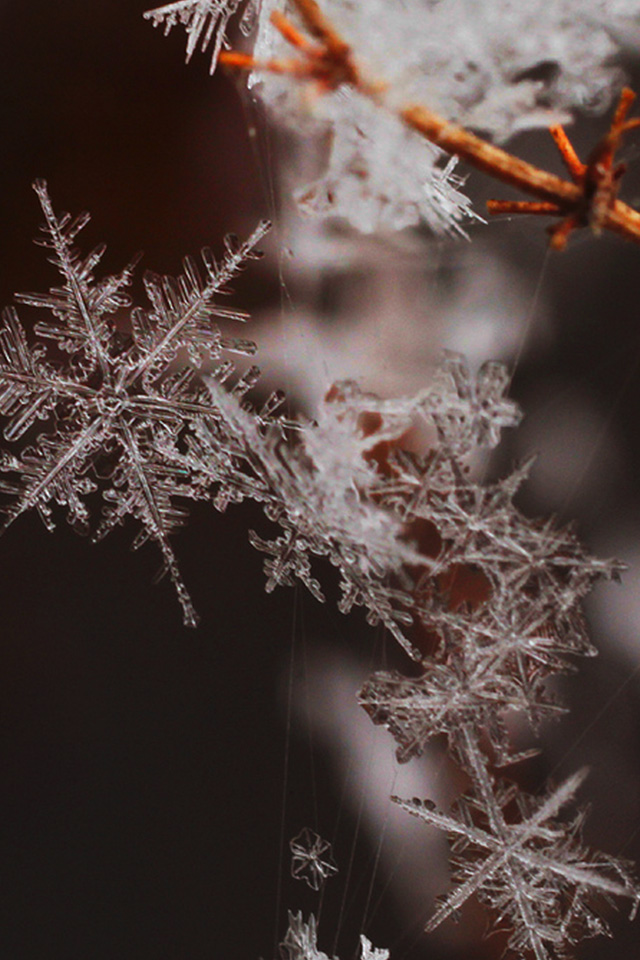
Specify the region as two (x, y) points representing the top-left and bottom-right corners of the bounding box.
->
(290, 828), (338, 890)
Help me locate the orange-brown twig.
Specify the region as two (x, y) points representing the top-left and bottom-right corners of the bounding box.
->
(220, 0), (640, 249)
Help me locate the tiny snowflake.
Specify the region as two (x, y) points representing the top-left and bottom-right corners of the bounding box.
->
(290, 827), (338, 890)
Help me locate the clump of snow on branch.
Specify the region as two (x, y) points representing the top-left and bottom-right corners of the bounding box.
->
(253, 0), (638, 136)
(248, 0), (638, 232)
(143, 1), (640, 233)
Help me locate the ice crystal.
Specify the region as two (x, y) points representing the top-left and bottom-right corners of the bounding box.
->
(172, 375), (425, 654)
(358, 937), (388, 960)
(289, 827), (338, 890)
(393, 748), (639, 960)
(143, 0), (254, 73)
(280, 913), (330, 960)
(280, 914), (388, 960)
(0, 181), (269, 626)
(161, 354), (526, 656)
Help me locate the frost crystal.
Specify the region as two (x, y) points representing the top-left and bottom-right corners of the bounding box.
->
(143, 0), (249, 73)
(289, 828), (338, 890)
(393, 748), (639, 960)
(0, 181), (268, 626)
(359, 937), (388, 960)
(280, 913), (388, 960)
(1, 186), (634, 960)
(280, 913), (330, 960)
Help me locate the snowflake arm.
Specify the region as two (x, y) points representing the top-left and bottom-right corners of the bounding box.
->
(16, 180), (138, 381)
(129, 220), (269, 389)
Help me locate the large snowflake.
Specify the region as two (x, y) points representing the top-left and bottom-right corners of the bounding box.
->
(393, 740), (639, 960)
(0, 181), (268, 625)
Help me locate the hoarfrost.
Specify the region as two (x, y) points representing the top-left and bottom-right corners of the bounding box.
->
(143, 0), (246, 73)
(249, 0), (640, 232)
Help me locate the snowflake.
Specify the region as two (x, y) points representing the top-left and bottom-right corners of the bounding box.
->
(359, 653), (555, 767)
(172, 374), (428, 655)
(289, 827), (338, 890)
(393, 745), (639, 960)
(143, 0), (259, 73)
(0, 181), (268, 626)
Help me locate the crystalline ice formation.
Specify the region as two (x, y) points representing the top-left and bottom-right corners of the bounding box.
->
(289, 827), (338, 889)
(280, 913), (389, 960)
(393, 755), (639, 960)
(143, 0), (253, 73)
(280, 913), (331, 960)
(358, 937), (388, 960)
(0, 181), (268, 626)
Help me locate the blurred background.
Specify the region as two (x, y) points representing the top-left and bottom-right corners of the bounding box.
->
(1, 2), (640, 959)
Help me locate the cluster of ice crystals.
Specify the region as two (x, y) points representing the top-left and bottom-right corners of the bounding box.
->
(280, 913), (330, 960)
(143, 0), (259, 73)
(1, 188), (637, 959)
(280, 914), (388, 960)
